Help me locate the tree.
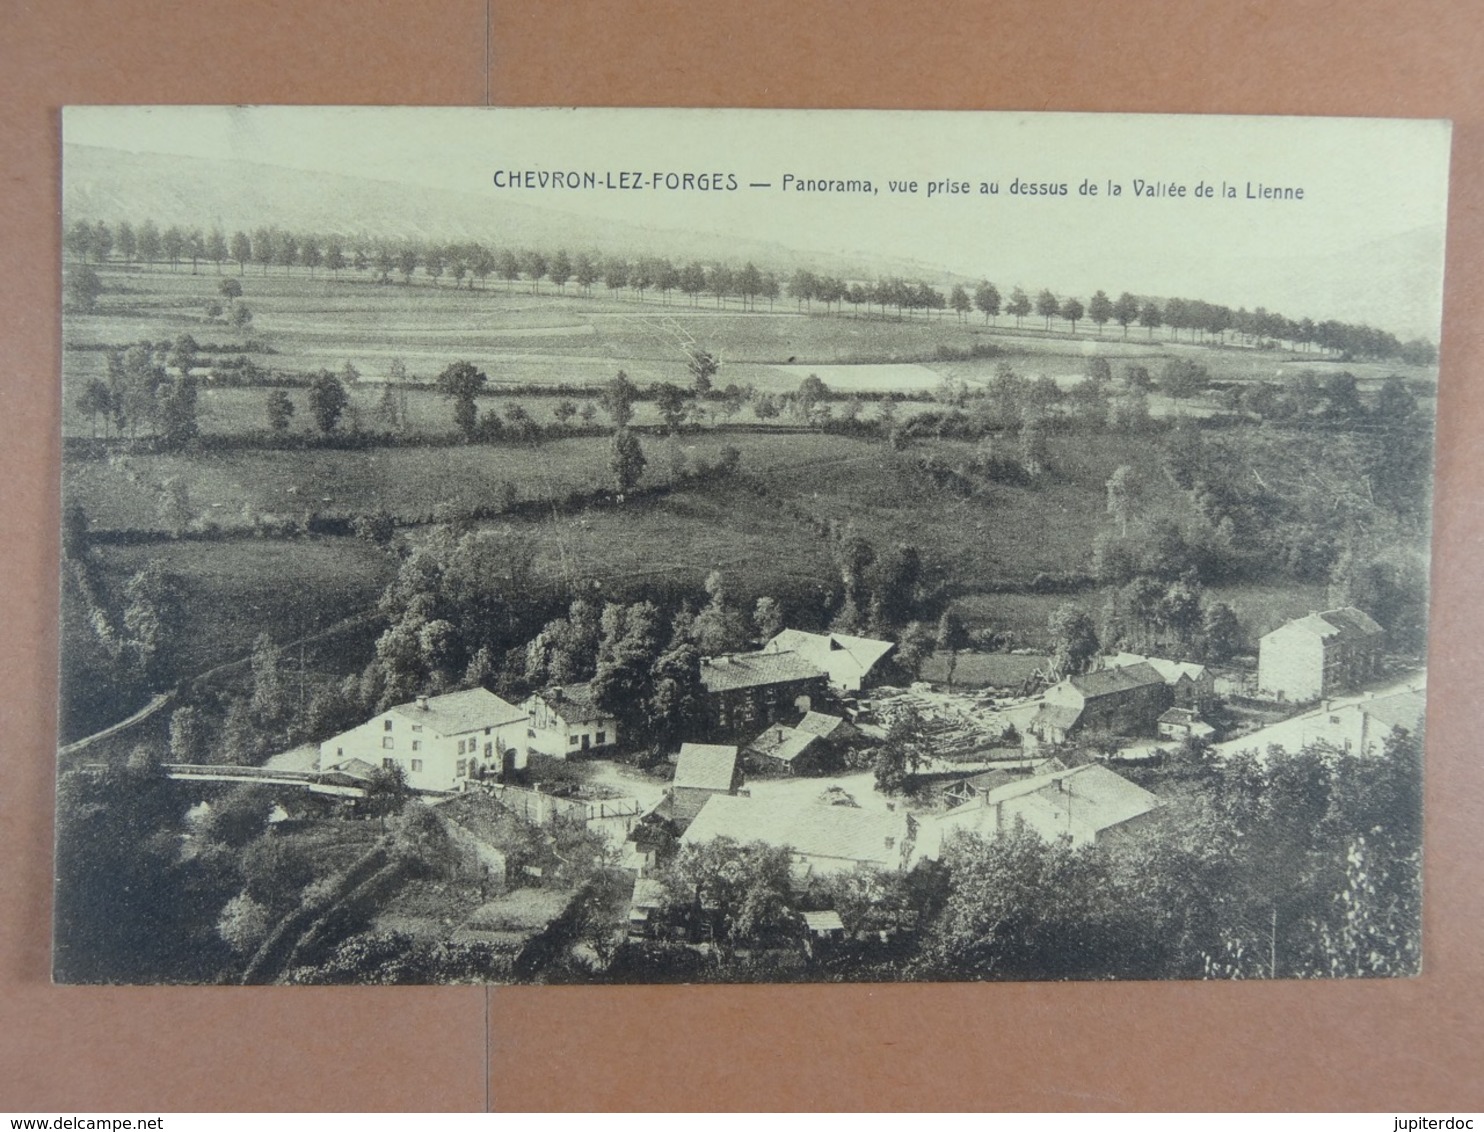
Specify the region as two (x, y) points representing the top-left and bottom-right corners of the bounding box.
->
(1000, 287), (1027, 328)
(1105, 465), (1139, 537)
(137, 220), (162, 264)
(974, 281), (1001, 324)
(206, 229), (228, 273)
(1060, 296), (1085, 334)
(158, 376), (199, 449)
(435, 360), (488, 440)
(875, 705), (930, 794)
(609, 429), (646, 494)
(65, 265), (103, 312)
(116, 221), (137, 263)
(229, 231), (252, 273)
(687, 348), (719, 394)
(1035, 289), (1060, 330)
(752, 596), (784, 643)
(1139, 300), (1163, 339)
(935, 610), (970, 689)
(307, 371), (348, 434)
(231, 302), (253, 330)
(1160, 358), (1209, 409)
(1088, 290), (1114, 335)
(652, 383), (690, 433)
(77, 379), (114, 437)
(1048, 603), (1098, 678)
(266, 389), (295, 432)
(600, 370), (638, 428)
(950, 284), (972, 323)
(1112, 292), (1139, 338)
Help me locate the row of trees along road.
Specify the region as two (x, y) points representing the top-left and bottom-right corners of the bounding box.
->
(66, 216), (1434, 364)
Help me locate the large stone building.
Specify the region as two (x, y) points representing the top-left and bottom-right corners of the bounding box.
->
(318, 688), (528, 792)
(1258, 607), (1385, 703)
(764, 629), (895, 693)
(1026, 662), (1172, 745)
(699, 649), (829, 732)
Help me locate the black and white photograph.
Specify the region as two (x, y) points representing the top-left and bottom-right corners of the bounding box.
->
(54, 106), (1448, 986)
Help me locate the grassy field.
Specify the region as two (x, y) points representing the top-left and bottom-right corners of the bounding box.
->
(64, 263), (1431, 438)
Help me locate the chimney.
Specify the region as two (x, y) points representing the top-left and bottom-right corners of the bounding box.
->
(416, 695), (429, 711)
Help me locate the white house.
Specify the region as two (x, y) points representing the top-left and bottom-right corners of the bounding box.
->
(318, 688), (529, 792)
(521, 682), (619, 760)
(912, 762), (1159, 863)
(1258, 607), (1385, 703)
(681, 793), (910, 877)
(765, 629), (895, 694)
(1213, 683), (1425, 762)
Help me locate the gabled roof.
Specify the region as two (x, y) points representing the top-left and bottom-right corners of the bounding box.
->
(795, 710), (851, 740)
(915, 763), (1158, 859)
(1265, 606), (1385, 644)
(1356, 688), (1426, 731)
(1106, 652), (1209, 686)
(700, 649), (825, 693)
(746, 725), (818, 765)
(681, 794), (909, 870)
(1068, 662), (1166, 698)
(768, 629), (895, 677)
(1030, 703), (1083, 733)
(389, 687), (527, 736)
(673, 743), (740, 792)
(529, 682), (610, 725)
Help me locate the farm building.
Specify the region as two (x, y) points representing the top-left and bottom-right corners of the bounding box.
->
(1257, 607), (1385, 703)
(1102, 652), (1215, 711)
(1157, 707), (1216, 743)
(699, 649), (830, 731)
(1025, 662), (1172, 746)
(744, 710), (857, 775)
(680, 793), (911, 877)
(912, 763), (1159, 862)
(765, 629), (896, 693)
(521, 682), (618, 760)
(670, 742), (744, 827)
(318, 688), (529, 792)
(1213, 682), (1425, 762)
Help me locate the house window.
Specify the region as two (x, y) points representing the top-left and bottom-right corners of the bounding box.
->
(411, 759), (423, 772)
(336, 747), (343, 757)
(411, 724), (422, 733)
(457, 739), (467, 755)
(596, 731), (607, 746)
(383, 720), (393, 732)
(383, 757), (395, 769)
(484, 742), (493, 757)
(528, 728), (537, 739)
(457, 759), (468, 777)
(569, 734), (581, 747)
(884, 837), (896, 850)
(382, 736), (394, 749)
(411, 740), (421, 752)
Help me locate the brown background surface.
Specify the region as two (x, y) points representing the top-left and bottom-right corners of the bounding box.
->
(2, 0), (1482, 1112)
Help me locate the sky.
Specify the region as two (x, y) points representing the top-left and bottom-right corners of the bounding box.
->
(64, 107), (1453, 338)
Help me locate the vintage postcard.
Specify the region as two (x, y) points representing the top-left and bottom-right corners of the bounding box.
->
(55, 107), (1448, 985)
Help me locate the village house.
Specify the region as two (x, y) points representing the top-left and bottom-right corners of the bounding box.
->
(743, 710), (858, 775)
(1157, 707), (1217, 743)
(765, 629), (896, 694)
(521, 682), (618, 760)
(699, 649), (830, 732)
(1213, 682), (1425, 762)
(1102, 652), (1215, 712)
(669, 742), (744, 827)
(912, 762), (1159, 863)
(1025, 662), (1172, 746)
(680, 793), (911, 877)
(1257, 606), (1385, 703)
(318, 687), (529, 792)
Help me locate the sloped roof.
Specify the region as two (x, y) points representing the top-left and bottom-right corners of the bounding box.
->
(1106, 652), (1209, 685)
(768, 629), (895, 677)
(795, 710), (850, 740)
(803, 910), (845, 933)
(681, 794), (909, 870)
(1265, 606), (1385, 643)
(1068, 661), (1166, 699)
(746, 725), (819, 765)
(630, 877), (668, 910)
(389, 687), (527, 736)
(1159, 707), (1203, 724)
(1030, 703), (1083, 733)
(700, 649), (825, 693)
(1357, 688), (1426, 731)
(673, 743), (739, 791)
(915, 763), (1158, 860)
(530, 682), (609, 725)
